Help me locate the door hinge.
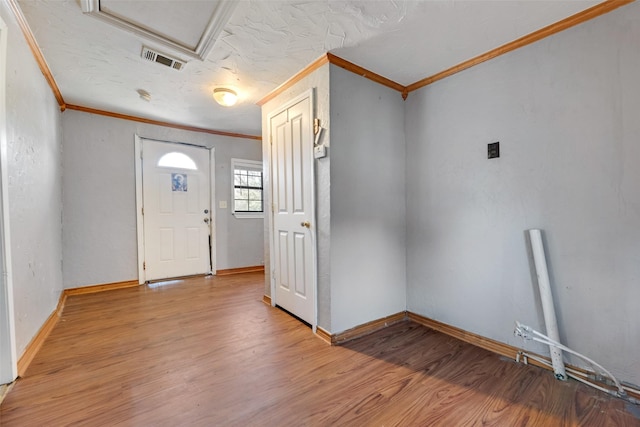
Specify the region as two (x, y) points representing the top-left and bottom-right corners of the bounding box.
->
(143, 262), (146, 270)
(141, 207), (144, 215)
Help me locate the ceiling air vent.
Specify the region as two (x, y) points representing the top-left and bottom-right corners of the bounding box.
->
(141, 47), (185, 71)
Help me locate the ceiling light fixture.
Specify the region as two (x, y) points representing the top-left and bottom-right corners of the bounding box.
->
(213, 88), (238, 107)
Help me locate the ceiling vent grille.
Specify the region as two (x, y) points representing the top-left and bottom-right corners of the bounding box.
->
(141, 47), (185, 71)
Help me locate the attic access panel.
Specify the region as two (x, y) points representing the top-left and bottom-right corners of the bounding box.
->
(80, 0), (237, 60)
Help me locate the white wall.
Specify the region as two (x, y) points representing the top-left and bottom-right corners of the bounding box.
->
(405, 3), (640, 384)
(1, 2), (64, 356)
(261, 63), (332, 329)
(329, 65), (406, 333)
(62, 110), (263, 289)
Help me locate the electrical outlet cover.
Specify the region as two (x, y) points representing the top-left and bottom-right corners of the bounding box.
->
(488, 142), (500, 159)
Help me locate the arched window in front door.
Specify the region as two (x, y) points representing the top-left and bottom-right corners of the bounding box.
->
(157, 152), (197, 170)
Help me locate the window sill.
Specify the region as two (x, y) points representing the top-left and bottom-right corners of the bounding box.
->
(233, 212), (264, 219)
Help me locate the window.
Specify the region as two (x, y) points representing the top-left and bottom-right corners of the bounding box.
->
(157, 152), (197, 170)
(231, 159), (263, 218)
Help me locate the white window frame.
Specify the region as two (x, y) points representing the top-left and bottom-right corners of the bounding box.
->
(231, 158), (264, 219)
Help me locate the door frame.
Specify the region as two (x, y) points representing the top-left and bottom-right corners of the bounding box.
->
(266, 88), (318, 331)
(0, 16), (18, 384)
(134, 136), (216, 284)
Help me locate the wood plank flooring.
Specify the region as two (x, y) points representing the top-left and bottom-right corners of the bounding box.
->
(1, 272), (638, 426)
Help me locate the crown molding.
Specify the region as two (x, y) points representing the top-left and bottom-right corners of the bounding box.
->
(257, 54), (331, 107)
(259, 0), (634, 105)
(257, 53), (408, 107)
(65, 104), (261, 140)
(9, 0), (258, 139)
(326, 53), (405, 94)
(7, 0), (66, 110)
(11, 0), (633, 124)
(405, 0), (635, 93)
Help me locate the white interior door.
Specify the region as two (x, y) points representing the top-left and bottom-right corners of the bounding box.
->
(141, 140), (212, 281)
(269, 91), (316, 325)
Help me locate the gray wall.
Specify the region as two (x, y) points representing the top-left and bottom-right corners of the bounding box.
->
(62, 110), (263, 289)
(1, 2), (64, 355)
(329, 65), (406, 333)
(405, 3), (640, 384)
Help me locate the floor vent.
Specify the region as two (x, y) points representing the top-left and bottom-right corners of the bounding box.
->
(141, 47), (185, 71)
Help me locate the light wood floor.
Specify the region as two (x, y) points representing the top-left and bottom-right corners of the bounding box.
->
(1, 272), (638, 426)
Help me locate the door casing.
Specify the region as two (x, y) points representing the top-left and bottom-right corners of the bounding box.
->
(134, 136), (216, 283)
(0, 16), (17, 384)
(266, 89), (318, 331)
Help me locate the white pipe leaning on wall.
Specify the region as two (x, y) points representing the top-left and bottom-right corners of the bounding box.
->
(527, 229), (567, 381)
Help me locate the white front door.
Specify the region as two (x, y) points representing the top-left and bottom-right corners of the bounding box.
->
(141, 139), (212, 281)
(269, 91), (316, 325)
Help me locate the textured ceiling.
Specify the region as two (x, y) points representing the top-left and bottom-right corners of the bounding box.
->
(17, 0), (601, 136)
(95, 1), (220, 49)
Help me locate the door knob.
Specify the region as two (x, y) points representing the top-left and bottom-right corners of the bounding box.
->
(301, 221), (310, 228)
(204, 218), (210, 224)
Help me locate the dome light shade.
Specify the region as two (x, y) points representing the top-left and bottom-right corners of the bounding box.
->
(213, 88), (238, 107)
